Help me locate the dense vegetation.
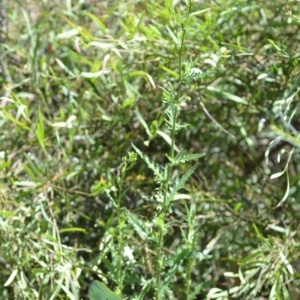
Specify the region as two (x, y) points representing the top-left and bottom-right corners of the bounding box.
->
(1, 0), (300, 299)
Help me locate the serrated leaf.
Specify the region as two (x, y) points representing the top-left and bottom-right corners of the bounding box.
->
(168, 163), (198, 203)
(189, 282), (204, 300)
(132, 280), (152, 300)
(184, 69), (214, 81)
(167, 150), (205, 165)
(125, 209), (148, 240)
(131, 143), (164, 180)
(88, 281), (120, 300)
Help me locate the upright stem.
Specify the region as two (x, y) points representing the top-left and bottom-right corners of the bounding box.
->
(171, 0), (192, 161)
(155, 1), (193, 300)
(186, 209), (195, 300)
(117, 172), (125, 298)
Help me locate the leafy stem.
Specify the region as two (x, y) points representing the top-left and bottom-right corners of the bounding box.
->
(155, 1), (193, 299)
(116, 153), (137, 298)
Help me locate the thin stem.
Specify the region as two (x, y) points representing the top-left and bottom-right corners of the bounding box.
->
(155, 218), (163, 300)
(186, 206), (196, 300)
(170, 0), (192, 161)
(117, 172), (125, 298)
(186, 258), (192, 300)
(155, 1), (193, 300)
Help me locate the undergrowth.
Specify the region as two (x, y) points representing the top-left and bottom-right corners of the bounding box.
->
(1, 0), (300, 299)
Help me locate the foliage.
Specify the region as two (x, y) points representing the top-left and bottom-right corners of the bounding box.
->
(88, 281), (120, 300)
(1, 0), (300, 299)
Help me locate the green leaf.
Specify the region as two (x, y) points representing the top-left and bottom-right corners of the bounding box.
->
(128, 71), (156, 88)
(274, 172), (290, 208)
(134, 110), (153, 137)
(125, 209), (148, 240)
(131, 143), (165, 181)
(88, 281), (120, 300)
(166, 26), (180, 47)
(59, 227), (86, 233)
(35, 107), (46, 155)
(207, 86), (248, 104)
(166, 149), (205, 165)
(167, 163), (198, 204)
(85, 12), (107, 34)
(2, 108), (31, 131)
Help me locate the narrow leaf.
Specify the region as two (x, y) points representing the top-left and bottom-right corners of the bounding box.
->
(4, 269), (18, 286)
(128, 71), (156, 88)
(157, 130), (180, 152)
(85, 12), (107, 33)
(166, 26), (180, 46)
(135, 110), (152, 137)
(274, 173), (290, 208)
(279, 251), (293, 275)
(55, 58), (75, 77)
(2, 109), (31, 131)
(207, 86), (247, 104)
(80, 70), (110, 78)
(270, 170), (285, 180)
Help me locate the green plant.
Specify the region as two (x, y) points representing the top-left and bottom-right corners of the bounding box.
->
(1, 0), (300, 299)
(88, 281), (120, 300)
